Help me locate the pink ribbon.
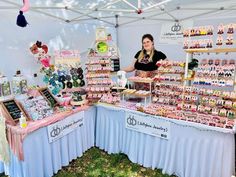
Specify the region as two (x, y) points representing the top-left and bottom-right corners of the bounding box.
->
(20, 0), (30, 12)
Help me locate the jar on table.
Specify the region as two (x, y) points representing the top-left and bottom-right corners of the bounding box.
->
(0, 74), (11, 97)
(12, 70), (28, 95)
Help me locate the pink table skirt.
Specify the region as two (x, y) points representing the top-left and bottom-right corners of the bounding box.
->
(6, 106), (90, 160)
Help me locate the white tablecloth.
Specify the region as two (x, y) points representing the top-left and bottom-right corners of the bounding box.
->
(2, 107), (96, 177)
(96, 105), (235, 177)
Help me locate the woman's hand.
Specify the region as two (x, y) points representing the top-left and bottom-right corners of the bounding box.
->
(122, 58), (136, 72)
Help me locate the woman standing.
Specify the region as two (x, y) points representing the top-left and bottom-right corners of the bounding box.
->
(123, 34), (167, 89)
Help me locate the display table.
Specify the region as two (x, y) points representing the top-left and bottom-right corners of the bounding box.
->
(96, 104), (235, 177)
(0, 162), (6, 174)
(2, 106), (96, 177)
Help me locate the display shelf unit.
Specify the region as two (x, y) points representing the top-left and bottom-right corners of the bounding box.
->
(183, 48), (236, 87)
(85, 56), (113, 104)
(121, 88), (151, 106)
(120, 78), (153, 106)
(127, 78), (153, 93)
(152, 61), (185, 106)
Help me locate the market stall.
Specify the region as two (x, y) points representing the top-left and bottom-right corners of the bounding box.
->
(0, 19), (235, 177)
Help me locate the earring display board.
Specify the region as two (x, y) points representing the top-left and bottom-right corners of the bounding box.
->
(39, 88), (58, 108)
(109, 45), (120, 72)
(54, 50), (84, 85)
(0, 99), (27, 124)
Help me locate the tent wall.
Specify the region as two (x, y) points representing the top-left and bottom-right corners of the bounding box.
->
(1, 10), (236, 83)
(0, 11), (116, 84)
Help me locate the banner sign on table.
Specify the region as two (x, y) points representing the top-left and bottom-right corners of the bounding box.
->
(47, 111), (84, 143)
(125, 112), (170, 140)
(159, 20), (193, 44)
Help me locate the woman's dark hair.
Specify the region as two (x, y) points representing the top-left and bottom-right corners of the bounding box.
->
(142, 34), (154, 43)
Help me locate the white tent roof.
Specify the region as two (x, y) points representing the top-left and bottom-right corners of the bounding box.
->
(1, 0), (236, 27)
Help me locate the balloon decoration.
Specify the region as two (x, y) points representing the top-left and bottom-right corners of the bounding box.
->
(30, 42), (85, 95)
(16, 0), (30, 27)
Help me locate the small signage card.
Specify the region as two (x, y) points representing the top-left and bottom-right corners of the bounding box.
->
(39, 88), (58, 108)
(1, 99), (27, 123)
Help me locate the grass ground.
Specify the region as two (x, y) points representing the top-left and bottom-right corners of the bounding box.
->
(0, 147), (177, 177)
(53, 147), (177, 177)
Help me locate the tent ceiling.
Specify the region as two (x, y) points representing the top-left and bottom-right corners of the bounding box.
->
(1, 0), (236, 27)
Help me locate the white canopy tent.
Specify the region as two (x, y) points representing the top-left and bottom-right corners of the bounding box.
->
(0, 0), (236, 27)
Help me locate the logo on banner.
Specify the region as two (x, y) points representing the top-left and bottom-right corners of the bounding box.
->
(125, 112), (170, 140)
(159, 20), (193, 44)
(127, 115), (137, 126)
(171, 23), (181, 32)
(50, 126), (61, 137)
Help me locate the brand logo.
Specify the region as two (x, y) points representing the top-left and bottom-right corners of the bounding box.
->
(50, 126), (61, 137)
(127, 115), (137, 126)
(171, 23), (181, 32)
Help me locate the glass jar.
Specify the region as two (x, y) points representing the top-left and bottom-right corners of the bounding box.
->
(0, 75), (11, 97)
(12, 70), (28, 95)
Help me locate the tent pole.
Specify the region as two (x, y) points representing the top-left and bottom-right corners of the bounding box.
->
(159, 7), (178, 22)
(179, 9), (223, 21)
(138, 0), (142, 9)
(143, 0), (172, 11)
(69, 0), (121, 21)
(69, 8), (115, 26)
(119, 18), (174, 27)
(101, 0), (122, 9)
(122, 0), (139, 11)
(98, 8), (136, 13)
(115, 15), (119, 47)
(145, 8), (176, 19)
